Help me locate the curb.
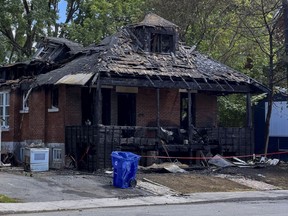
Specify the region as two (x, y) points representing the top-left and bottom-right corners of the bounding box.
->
(0, 190), (288, 214)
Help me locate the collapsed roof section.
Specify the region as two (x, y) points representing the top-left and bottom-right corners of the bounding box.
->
(0, 37), (83, 88)
(1, 13), (269, 94)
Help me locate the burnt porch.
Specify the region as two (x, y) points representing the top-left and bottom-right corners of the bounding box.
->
(65, 125), (254, 171)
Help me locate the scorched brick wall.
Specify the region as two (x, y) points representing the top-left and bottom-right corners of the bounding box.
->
(195, 93), (217, 127)
(136, 88), (180, 126)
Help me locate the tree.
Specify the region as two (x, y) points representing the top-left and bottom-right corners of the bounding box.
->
(0, 0), (145, 63)
(63, 0), (145, 46)
(234, 0), (284, 156)
(0, 0), (63, 63)
(145, 0), (288, 156)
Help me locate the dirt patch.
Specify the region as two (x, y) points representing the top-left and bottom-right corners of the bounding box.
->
(137, 163), (288, 194)
(138, 173), (251, 194)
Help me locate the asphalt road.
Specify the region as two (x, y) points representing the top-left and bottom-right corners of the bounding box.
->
(7, 200), (288, 216)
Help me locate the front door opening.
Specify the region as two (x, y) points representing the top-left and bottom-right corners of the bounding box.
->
(180, 93), (195, 130)
(117, 93), (136, 126)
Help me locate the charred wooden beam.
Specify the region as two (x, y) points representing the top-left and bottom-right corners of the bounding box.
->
(246, 93), (252, 128)
(100, 77), (253, 93)
(156, 75), (163, 81)
(203, 78), (212, 88)
(188, 90), (193, 144)
(91, 72), (99, 85)
(157, 88), (160, 128)
(192, 78), (202, 89)
(181, 76), (190, 89)
(124, 28), (144, 49)
(96, 77), (102, 124)
(146, 75), (155, 86)
(214, 79), (225, 91)
(224, 80), (235, 91)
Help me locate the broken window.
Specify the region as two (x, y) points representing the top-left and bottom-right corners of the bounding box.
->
(150, 33), (174, 53)
(21, 91), (30, 112)
(48, 87), (59, 113)
(180, 93), (195, 129)
(0, 91), (9, 128)
(33, 44), (60, 60)
(51, 87), (59, 109)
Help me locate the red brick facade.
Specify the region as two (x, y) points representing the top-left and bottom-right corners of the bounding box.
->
(2, 86), (217, 144)
(2, 85), (82, 144)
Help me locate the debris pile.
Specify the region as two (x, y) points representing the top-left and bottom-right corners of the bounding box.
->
(206, 154), (280, 168)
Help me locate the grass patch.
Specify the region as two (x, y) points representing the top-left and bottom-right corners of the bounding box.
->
(0, 194), (18, 203)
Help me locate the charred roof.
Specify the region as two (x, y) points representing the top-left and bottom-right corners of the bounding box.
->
(1, 13), (268, 94)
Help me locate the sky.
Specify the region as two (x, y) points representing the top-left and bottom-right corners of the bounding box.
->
(58, 0), (67, 23)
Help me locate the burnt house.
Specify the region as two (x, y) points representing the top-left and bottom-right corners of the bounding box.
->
(0, 14), (268, 170)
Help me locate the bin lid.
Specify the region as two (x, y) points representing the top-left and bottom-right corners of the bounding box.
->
(111, 151), (140, 160)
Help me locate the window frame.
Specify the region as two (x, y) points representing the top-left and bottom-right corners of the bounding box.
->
(52, 148), (62, 161)
(20, 90), (30, 113)
(48, 87), (59, 112)
(150, 33), (174, 53)
(0, 91), (10, 129)
(34, 44), (60, 60)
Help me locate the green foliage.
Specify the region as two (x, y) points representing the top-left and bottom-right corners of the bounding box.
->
(218, 95), (246, 127)
(146, 0), (285, 128)
(0, 194), (18, 203)
(0, 0), (60, 63)
(64, 0), (145, 45)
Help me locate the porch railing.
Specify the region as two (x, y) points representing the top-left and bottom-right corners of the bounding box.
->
(65, 125), (254, 171)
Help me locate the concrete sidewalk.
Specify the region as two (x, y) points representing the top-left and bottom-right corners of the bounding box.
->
(1, 190), (288, 214)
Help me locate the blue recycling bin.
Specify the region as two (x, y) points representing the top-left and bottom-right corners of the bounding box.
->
(111, 151), (140, 188)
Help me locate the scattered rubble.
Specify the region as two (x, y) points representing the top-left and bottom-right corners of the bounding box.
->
(137, 178), (177, 195)
(139, 162), (189, 173)
(208, 154), (234, 168)
(206, 154), (282, 169)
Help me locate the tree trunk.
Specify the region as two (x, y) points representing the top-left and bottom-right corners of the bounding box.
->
(264, 92), (273, 156)
(263, 32), (274, 156)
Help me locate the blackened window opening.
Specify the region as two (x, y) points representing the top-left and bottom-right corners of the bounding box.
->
(150, 33), (174, 53)
(51, 87), (59, 108)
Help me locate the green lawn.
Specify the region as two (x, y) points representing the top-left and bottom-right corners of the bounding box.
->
(0, 194), (18, 203)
